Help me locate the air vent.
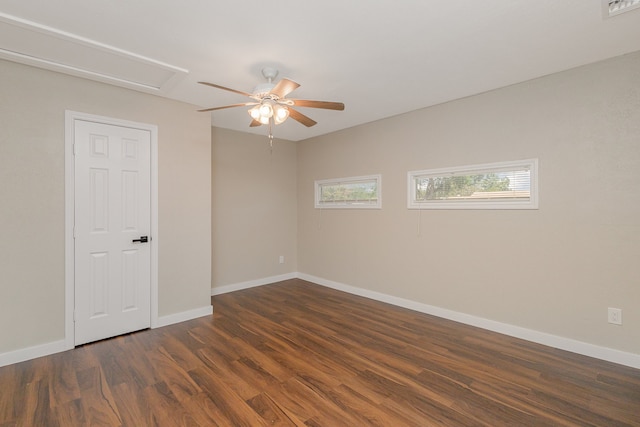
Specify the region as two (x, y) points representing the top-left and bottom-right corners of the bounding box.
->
(607, 0), (640, 16)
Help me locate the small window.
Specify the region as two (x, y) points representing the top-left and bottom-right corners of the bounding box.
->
(315, 174), (381, 209)
(408, 159), (538, 210)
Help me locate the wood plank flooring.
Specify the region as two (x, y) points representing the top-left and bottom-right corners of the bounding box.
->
(1, 278), (639, 426)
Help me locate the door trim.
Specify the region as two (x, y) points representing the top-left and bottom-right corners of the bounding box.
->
(64, 110), (159, 350)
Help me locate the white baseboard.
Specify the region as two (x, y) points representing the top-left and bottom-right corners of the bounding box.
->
(0, 305), (214, 368)
(298, 273), (640, 370)
(5, 274), (636, 370)
(156, 305), (213, 328)
(211, 272), (297, 296)
(0, 339), (69, 368)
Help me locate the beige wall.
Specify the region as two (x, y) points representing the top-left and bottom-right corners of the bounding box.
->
(0, 60), (212, 354)
(297, 51), (640, 355)
(211, 128), (297, 288)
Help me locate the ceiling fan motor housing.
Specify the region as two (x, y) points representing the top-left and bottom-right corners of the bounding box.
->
(253, 67), (279, 97)
(253, 82), (276, 98)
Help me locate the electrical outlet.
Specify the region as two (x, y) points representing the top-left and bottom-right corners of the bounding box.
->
(279, 255), (285, 264)
(608, 307), (622, 325)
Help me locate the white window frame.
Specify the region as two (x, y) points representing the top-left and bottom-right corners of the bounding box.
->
(315, 174), (382, 209)
(407, 159), (538, 210)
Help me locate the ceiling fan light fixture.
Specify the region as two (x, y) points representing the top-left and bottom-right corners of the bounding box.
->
(249, 101), (283, 125)
(259, 102), (273, 118)
(248, 105), (261, 120)
(273, 105), (289, 125)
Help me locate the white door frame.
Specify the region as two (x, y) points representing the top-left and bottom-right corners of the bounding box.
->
(64, 110), (159, 350)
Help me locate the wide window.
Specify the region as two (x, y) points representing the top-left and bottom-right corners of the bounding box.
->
(408, 159), (538, 209)
(315, 174), (381, 209)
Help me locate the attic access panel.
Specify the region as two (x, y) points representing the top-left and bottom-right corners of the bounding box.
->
(0, 12), (188, 92)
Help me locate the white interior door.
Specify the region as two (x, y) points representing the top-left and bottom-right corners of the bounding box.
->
(74, 119), (151, 345)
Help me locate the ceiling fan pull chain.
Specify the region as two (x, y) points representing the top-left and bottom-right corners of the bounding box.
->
(268, 120), (274, 152)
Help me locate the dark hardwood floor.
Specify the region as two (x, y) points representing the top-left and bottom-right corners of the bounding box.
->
(1, 279), (639, 426)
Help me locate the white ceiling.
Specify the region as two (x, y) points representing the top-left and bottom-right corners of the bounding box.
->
(1, 0), (639, 141)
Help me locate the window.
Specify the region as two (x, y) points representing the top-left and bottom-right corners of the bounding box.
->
(408, 159), (538, 209)
(315, 174), (381, 209)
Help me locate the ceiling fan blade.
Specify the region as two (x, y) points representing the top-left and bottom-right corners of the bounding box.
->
(270, 78), (300, 99)
(289, 99), (345, 110)
(197, 102), (257, 112)
(198, 81), (253, 97)
(249, 119), (261, 127)
(288, 107), (317, 127)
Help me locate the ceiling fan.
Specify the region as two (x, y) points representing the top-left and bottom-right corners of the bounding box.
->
(197, 67), (345, 134)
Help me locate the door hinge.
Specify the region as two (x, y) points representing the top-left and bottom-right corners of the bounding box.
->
(73, 143), (76, 156)
(73, 226), (77, 239)
(73, 310), (76, 322)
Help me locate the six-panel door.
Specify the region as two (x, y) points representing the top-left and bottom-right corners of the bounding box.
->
(74, 120), (151, 345)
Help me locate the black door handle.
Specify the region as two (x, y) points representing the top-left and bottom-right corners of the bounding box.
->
(132, 236), (149, 243)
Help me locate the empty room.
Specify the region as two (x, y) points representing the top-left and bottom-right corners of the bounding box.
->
(1, 1), (639, 425)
